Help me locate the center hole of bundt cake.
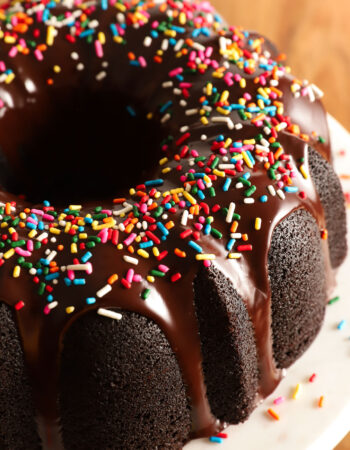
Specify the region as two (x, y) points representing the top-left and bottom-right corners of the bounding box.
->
(5, 89), (162, 204)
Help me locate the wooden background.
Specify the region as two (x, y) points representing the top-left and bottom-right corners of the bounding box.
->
(210, 1), (350, 448)
(211, 0), (350, 131)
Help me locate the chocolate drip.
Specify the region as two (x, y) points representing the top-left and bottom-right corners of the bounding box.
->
(0, 1), (337, 448)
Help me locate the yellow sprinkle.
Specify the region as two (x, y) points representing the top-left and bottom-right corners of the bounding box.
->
(154, 191), (161, 199)
(46, 25), (55, 46)
(206, 83), (213, 96)
(129, 188), (136, 196)
(135, 235), (141, 243)
(13, 265), (20, 278)
(66, 306), (75, 314)
(216, 106), (230, 115)
(228, 253), (242, 259)
(28, 229), (37, 238)
(78, 233), (88, 240)
(195, 254), (216, 261)
(71, 243), (78, 254)
(170, 188), (184, 195)
(69, 204), (82, 210)
(239, 78), (246, 88)
(137, 249), (149, 259)
(93, 220), (116, 230)
(3, 248), (15, 259)
(19, 212), (27, 220)
(164, 29), (176, 38)
(224, 138), (232, 148)
(4, 35), (16, 44)
(162, 167), (171, 174)
(113, 36), (123, 44)
(238, 97), (246, 106)
(220, 90), (229, 102)
(147, 275), (155, 283)
(255, 217), (262, 230)
(183, 191), (197, 205)
(318, 395), (324, 408)
(64, 222), (72, 233)
(8, 227), (15, 235)
(98, 32), (106, 44)
(5, 73), (15, 84)
(212, 169), (225, 177)
(293, 383), (302, 399)
(300, 164), (308, 179)
(257, 87), (269, 99)
(50, 227), (61, 235)
(117, 243), (123, 250)
(1, 222), (8, 229)
(201, 116), (209, 125)
(152, 247), (160, 257)
(159, 157), (168, 166)
(242, 151), (253, 169)
(115, 2), (126, 11)
(53, 65), (61, 73)
(243, 139), (256, 145)
(179, 12), (186, 25)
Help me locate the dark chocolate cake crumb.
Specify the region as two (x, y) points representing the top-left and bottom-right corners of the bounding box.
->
(308, 146), (347, 268)
(193, 264), (259, 424)
(0, 303), (41, 449)
(268, 209), (327, 369)
(59, 310), (191, 450)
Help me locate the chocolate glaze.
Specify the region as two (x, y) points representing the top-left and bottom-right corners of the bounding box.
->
(0, 1), (339, 448)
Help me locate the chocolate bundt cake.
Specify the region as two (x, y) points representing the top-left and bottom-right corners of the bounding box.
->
(0, 0), (347, 448)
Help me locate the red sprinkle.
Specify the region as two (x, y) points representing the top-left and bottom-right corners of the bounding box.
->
(15, 300), (25, 310)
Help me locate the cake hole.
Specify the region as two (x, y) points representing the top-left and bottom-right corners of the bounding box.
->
(1, 88), (163, 204)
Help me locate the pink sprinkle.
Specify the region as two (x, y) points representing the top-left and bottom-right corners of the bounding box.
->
(273, 396), (285, 405)
(43, 214), (54, 221)
(169, 67), (183, 77)
(27, 217), (38, 225)
(140, 203), (147, 213)
(194, 223), (203, 231)
(158, 264), (169, 273)
(34, 49), (43, 61)
(8, 46), (18, 58)
(133, 274), (142, 282)
(205, 46), (213, 58)
(0, 61), (6, 71)
(138, 56), (147, 67)
(95, 40), (103, 58)
(197, 179), (205, 190)
(98, 228), (108, 244)
(43, 305), (50, 315)
(203, 260), (211, 267)
(234, 73), (242, 82)
(124, 233), (136, 246)
(243, 93), (252, 101)
(85, 262), (93, 275)
(101, 209), (112, 216)
(179, 200), (186, 208)
(31, 209), (44, 216)
(27, 240), (34, 252)
(15, 247), (31, 257)
(67, 270), (75, 281)
(126, 268), (134, 283)
(191, 149), (199, 157)
(0, 99), (4, 109)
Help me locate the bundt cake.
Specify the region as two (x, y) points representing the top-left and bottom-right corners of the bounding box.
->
(0, 0), (347, 448)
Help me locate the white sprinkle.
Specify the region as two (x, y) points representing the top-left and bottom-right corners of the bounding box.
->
(179, 99), (187, 107)
(113, 202), (133, 216)
(161, 113), (171, 124)
(311, 83), (324, 100)
(29, 268), (37, 275)
(234, 123), (243, 130)
(48, 301), (58, 310)
(277, 189), (285, 200)
(244, 198), (255, 204)
(263, 126), (271, 135)
(174, 38), (184, 52)
(96, 71), (106, 81)
(162, 81), (173, 88)
(192, 42), (205, 52)
(269, 79), (279, 87)
(185, 108), (199, 116)
(161, 38), (169, 51)
(231, 233), (242, 239)
(226, 202), (235, 223)
(201, 134), (207, 141)
(70, 51), (79, 60)
(96, 284), (112, 298)
(116, 12), (125, 23)
(143, 36), (152, 47)
(37, 232), (48, 242)
(235, 182), (244, 189)
(97, 308), (122, 321)
(46, 250), (57, 263)
(181, 210), (189, 226)
(267, 185), (276, 196)
(212, 116), (234, 129)
(218, 164), (235, 169)
(180, 125), (189, 133)
(173, 88), (182, 95)
(123, 255), (139, 265)
(66, 264), (90, 271)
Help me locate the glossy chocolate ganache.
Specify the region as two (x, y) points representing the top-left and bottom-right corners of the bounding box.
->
(0, 0), (346, 448)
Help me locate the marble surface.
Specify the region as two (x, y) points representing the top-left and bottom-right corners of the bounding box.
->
(186, 115), (350, 450)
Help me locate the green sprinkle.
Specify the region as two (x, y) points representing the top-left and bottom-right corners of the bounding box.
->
(141, 288), (151, 300)
(11, 239), (25, 248)
(268, 168), (276, 180)
(238, 176), (251, 187)
(150, 269), (165, 278)
(244, 185), (257, 197)
(209, 187), (216, 197)
(328, 296), (340, 305)
(210, 228), (222, 239)
(38, 282), (46, 296)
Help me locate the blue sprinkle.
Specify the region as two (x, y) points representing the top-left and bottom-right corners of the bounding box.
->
(139, 240), (154, 249)
(110, 24), (119, 36)
(26, 222), (37, 230)
(247, 106), (260, 113)
(226, 238), (235, 251)
(40, 258), (49, 266)
(284, 186), (299, 193)
(259, 195), (268, 203)
(194, 173), (205, 179)
(171, 25), (186, 33)
(204, 224), (211, 235)
(157, 222), (169, 236)
(246, 150), (255, 165)
(223, 178), (231, 192)
(38, 221), (44, 230)
(150, 30), (159, 38)
(64, 278), (72, 286)
(84, 217), (93, 225)
(79, 29), (95, 38)
(242, 172), (251, 180)
(188, 240), (202, 253)
(47, 294), (53, 302)
(36, 268), (43, 275)
(169, 38), (177, 46)
(159, 101), (173, 114)
(233, 141), (243, 148)
(192, 28), (201, 38)
(197, 190), (205, 200)
(338, 320), (346, 330)
(145, 179), (164, 187)
(86, 297), (96, 305)
(81, 251), (92, 263)
(217, 135), (225, 142)
(101, 0), (108, 10)
(45, 272), (60, 281)
(209, 436), (223, 443)
(73, 279), (86, 286)
(164, 203), (172, 210)
(126, 105), (136, 117)
(231, 104), (245, 110)
(129, 60), (140, 67)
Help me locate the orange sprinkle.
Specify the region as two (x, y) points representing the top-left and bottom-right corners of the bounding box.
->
(318, 396), (324, 408)
(113, 198), (126, 204)
(57, 244), (64, 251)
(127, 245), (134, 254)
(267, 408), (280, 421)
(165, 221), (175, 230)
(108, 274), (119, 285)
(174, 248), (186, 258)
(230, 221), (238, 233)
